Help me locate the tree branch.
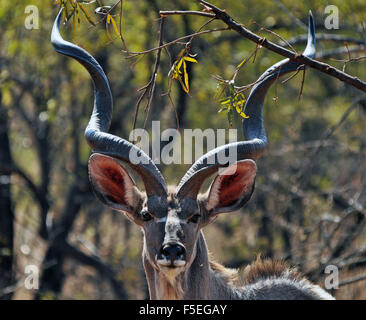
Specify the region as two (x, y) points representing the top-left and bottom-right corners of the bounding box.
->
(193, 0), (366, 93)
(339, 273), (366, 287)
(54, 239), (129, 299)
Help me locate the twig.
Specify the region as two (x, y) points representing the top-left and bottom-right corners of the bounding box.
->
(132, 16), (165, 131)
(160, 10), (216, 18)
(295, 95), (366, 183)
(273, 0), (307, 31)
(123, 27), (229, 58)
(167, 93), (180, 132)
(94, 0), (122, 25)
(254, 22), (297, 54)
(234, 63), (284, 93)
(232, 45), (261, 82)
(298, 67), (306, 100)
(186, 15), (217, 49)
(273, 64), (282, 106)
(119, 0), (127, 50)
(281, 65), (303, 84)
(331, 54), (366, 73)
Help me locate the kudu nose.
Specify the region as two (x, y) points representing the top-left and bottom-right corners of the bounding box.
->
(158, 243), (186, 267)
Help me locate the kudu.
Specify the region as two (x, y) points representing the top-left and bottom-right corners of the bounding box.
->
(52, 9), (334, 300)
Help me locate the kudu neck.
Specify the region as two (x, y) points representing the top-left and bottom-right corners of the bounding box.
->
(144, 231), (241, 300)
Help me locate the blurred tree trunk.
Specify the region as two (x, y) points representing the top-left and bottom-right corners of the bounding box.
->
(257, 194), (273, 258)
(36, 182), (88, 298)
(36, 89), (86, 298)
(282, 194), (303, 264)
(176, 13), (193, 129)
(0, 91), (14, 300)
(282, 206), (293, 261)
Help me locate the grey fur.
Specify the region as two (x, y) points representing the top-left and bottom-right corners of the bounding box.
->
(143, 228), (334, 300)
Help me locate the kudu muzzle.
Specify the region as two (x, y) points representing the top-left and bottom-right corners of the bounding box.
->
(156, 213), (187, 267)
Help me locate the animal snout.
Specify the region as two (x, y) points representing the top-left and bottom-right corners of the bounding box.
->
(157, 243), (186, 267)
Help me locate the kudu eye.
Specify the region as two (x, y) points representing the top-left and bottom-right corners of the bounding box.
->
(141, 210), (153, 222)
(187, 213), (200, 224)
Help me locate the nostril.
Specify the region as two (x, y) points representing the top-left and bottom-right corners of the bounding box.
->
(160, 247), (170, 258)
(176, 245), (185, 258)
(159, 243), (186, 262)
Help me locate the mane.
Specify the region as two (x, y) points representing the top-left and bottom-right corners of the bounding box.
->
(242, 256), (302, 285)
(208, 255), (302, 288)
(208, 250), (240, 285)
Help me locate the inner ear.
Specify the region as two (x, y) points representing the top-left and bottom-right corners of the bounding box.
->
(88, 153), (142, 213)
(205, 160), (257, 214)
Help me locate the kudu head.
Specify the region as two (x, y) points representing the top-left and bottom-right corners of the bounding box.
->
(52, 10), (315, 284)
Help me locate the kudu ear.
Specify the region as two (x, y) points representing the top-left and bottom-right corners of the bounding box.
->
(88, 153), (143, 214)
(204, 160), (257, 215)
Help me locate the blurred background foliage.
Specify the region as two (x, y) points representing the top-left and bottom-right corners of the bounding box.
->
(0, 0), (366, 299)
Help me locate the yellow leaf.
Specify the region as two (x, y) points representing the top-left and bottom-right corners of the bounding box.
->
(110, 15), (122, 39)
(236, 100), (245, 107)
(183, 60), (189, 93)
(237, 57), (247, 69)
(220, 98), (231, 105)
(177, 49), (185, 59)
(170, 50), (198, 94)
(238, 93), (246, 100)
(177, 58), (184, 74)
(236, 104), (249, 118)
(178, 77), (189, 93)
(171, 69), (178, 79)
(240, 112), (249, 118)
(184, 56), (198, 63)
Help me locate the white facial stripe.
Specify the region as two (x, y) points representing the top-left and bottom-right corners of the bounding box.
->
(155, 217), (186, 224)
